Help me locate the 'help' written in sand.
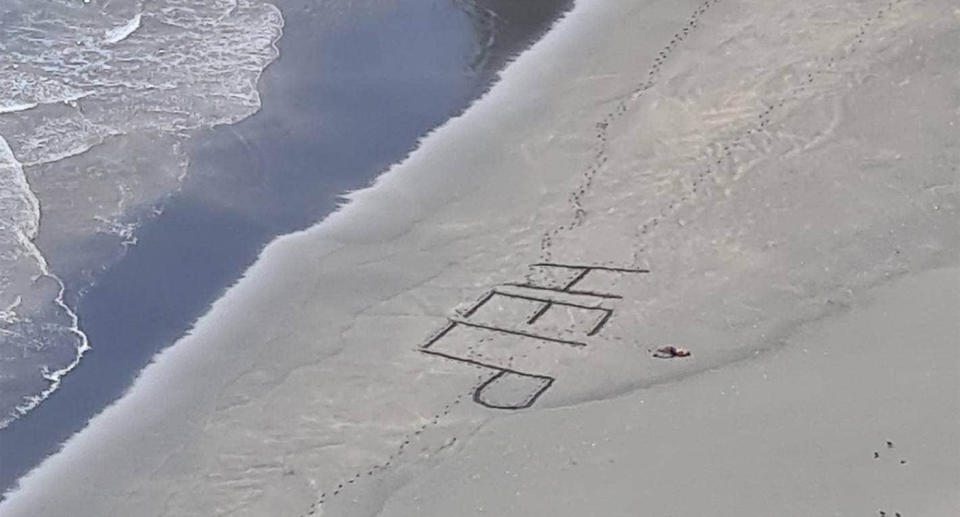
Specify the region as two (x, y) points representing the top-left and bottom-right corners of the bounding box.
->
(420, 262), (652, 410)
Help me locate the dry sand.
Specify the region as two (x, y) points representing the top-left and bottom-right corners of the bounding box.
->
(378, 266), (960, 517)
(2, 0), (957, 516)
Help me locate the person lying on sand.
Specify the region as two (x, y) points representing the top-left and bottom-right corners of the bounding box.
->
(651, 345), (691, 358)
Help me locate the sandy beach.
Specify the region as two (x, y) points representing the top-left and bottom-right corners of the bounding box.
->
(0, 0), (572, 493)
(1, 0), (956, 516)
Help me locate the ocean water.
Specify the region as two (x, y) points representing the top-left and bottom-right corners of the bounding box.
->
(0, 136), (86, 430)
(0, 0), (571, 497)
(0, 0), (282, 428)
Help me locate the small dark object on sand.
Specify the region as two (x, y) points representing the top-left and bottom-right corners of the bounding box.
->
(652, 345), (691, 358)
(874, 451), (880, 459)
(886, 440), (894, 448)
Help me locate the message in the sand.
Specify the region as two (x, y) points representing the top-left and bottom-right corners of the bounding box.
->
(420, 263), (647, 409)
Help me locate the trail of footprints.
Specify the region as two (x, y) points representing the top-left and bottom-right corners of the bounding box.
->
(540, 0), (723, 262)
(300, 370), (489, 516)
(303, 1), (728, 512)
(541, 0), (904, 265)
(874, 439), (911, 517)
(298, 1), (907, 515)
(627, 0), (905, 264)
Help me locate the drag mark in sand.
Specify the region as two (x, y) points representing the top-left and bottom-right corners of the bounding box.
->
(539, 0), (724, 262)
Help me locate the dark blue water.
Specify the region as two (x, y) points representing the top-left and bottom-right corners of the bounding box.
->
(0, 0), (572, 497)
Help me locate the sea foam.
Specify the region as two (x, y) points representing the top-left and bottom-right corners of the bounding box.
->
(104, 13), (142, 44)
(0, 136), (89, 428)
(0, 0), (283, 428)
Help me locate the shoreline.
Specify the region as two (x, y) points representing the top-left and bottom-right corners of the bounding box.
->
(2, 0), (285, 435)
(0, 0), (574, 497)
(2, 0), (956, 514)
(0, 0), (607, 510)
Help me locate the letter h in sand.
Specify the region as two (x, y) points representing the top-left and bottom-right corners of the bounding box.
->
(420, 263), (648, 409)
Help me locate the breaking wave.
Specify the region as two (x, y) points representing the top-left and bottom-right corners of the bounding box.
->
(104, 13), (143, 44)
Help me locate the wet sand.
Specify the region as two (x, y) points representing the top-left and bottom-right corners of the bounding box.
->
(1, 0), (956, 515)
(0, 0), (573, 496)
